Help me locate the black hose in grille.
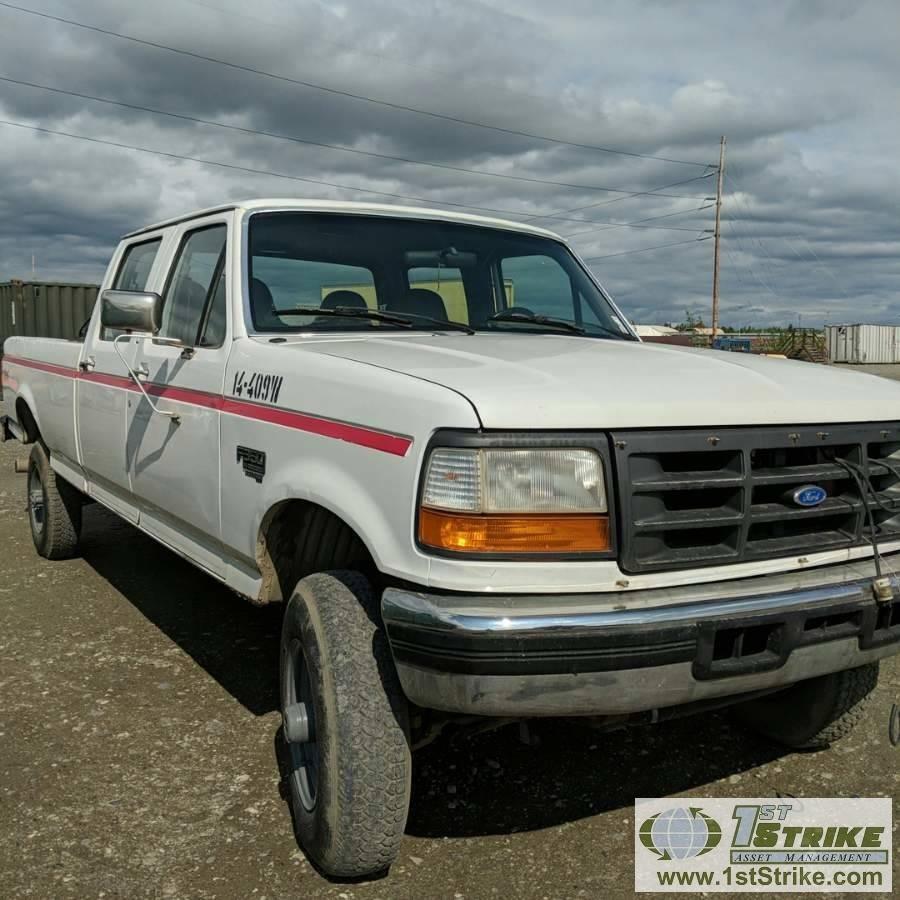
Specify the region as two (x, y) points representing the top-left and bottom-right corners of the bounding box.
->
(830, 455), (885, 580)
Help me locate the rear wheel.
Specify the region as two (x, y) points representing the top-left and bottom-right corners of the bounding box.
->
(734, 662), (879, 749)
(280, 570), (411, 878)
(27, 442), (81, 560)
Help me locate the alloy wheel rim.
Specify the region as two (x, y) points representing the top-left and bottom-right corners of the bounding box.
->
(283, 637), (319, 812)
(28, 467), (45, 536)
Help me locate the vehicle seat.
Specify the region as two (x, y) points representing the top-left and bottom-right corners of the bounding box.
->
(322, 289), (368, 310)
(250, 278), (282, 329)
(388, 288), (448, 321)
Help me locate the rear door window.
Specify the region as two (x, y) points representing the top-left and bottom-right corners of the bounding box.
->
(114, 239), (161, 291)
(104, 237), (162, 340)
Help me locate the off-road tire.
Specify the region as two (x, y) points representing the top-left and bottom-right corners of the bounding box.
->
(280, 570), (411, 878)
(734, 662), (879, 749)
(27, 442), (82, 560)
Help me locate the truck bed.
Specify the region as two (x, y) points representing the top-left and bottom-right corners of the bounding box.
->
(2, 336), (83, 469)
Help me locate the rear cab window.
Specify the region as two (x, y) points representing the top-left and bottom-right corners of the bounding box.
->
(407, 266), (467, 323)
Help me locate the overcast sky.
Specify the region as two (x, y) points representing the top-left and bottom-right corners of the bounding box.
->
(1, 0), (897, 326)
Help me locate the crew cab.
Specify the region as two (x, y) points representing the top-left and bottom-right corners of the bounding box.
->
(3, 199), (900, 877)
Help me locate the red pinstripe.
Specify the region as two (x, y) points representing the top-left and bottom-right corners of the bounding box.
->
(3, 355), (412, 457)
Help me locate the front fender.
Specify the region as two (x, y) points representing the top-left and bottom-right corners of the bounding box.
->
(254, 453), (400, 571)
(220, 339), (482, 590)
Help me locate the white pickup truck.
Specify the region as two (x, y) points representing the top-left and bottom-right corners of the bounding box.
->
(3, 198), (900, 876)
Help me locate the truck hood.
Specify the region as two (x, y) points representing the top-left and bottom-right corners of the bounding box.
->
(294, 333), (900, 429)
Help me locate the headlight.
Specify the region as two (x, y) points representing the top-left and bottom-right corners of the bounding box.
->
(419, 447), (610, 554)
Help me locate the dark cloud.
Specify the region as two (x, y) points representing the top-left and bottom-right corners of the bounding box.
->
(0, 0), (897, 326)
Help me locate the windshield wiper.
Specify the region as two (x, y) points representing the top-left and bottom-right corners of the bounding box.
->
(273, 305), (475, 334)
(488, 309), (632, 339)
(271, 306), (413, 327)
(487, 309), (586, 335)
(396, 312), (475, 334)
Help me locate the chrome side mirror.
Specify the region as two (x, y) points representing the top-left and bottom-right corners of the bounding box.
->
(100, 290), (162, 334)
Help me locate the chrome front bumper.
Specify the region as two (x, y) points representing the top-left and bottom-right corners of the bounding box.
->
(381, 556), (900, 717)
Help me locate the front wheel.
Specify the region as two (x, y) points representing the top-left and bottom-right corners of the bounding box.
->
(280, 571), (411, 878)
(733, 662), (879, 749)
(27, 442), (82, 560)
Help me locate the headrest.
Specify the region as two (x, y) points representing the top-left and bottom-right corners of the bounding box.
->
(249, 277), (284, 329)
(322, 289), (367, 310)
(388, 288), (448, 322)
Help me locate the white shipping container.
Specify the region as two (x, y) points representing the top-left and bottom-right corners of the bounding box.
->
(826, 324), (900, 364)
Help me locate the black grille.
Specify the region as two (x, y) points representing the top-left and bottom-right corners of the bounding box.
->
(613, 424), (900, 573)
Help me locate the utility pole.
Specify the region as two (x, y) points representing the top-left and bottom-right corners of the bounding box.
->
(710, 135), (726, 338)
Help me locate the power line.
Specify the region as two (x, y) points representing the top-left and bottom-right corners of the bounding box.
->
(0, 75), (712, 231)
(725, 163), (825, 303)
(0, 118), (717, 231)
(561, 204), (714, 239)
(724, 218), (781, 303)
(523, 170), (716, 222)
(797, 236), (853, 301)
(722, 238), (778, 318)
(538, 180), (712, 205)
(577, 220), (710, 234)
(0, 118), (567, 214)
(582, 236), (712, 262)
(727, 163), (853, 301)
(0, 119), (717, 231)
(0, 1), (714, 168)
(722, 242), (753, 293)
(722, 180), (786, 302)
(179, 0), (565, 113)
(0, 75), (710, 198)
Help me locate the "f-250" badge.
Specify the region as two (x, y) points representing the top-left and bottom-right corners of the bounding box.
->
(236, 446), (266, 483)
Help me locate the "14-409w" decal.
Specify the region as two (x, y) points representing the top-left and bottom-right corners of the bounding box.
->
(232, 370), (284, 404)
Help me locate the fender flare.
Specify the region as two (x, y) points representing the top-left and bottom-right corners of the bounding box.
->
(254, 457), (395, 570)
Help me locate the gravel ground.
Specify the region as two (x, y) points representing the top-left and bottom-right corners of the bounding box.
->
(0, 436), (898, 899)
(833, 363), (900, 379)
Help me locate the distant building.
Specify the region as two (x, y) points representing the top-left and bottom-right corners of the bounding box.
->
(633, 324), (693, 347)
(633, 324), (679, 337)
(826, 324), (900, 364)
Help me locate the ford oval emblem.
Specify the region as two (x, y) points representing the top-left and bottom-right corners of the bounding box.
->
(793, 485), (828, 507)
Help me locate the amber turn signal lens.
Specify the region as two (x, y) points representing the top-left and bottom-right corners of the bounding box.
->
(418, 508), (610, 554)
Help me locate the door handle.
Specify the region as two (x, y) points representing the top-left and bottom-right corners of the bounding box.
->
(78, 356), (96, 372)
(111, 333), (180, 424)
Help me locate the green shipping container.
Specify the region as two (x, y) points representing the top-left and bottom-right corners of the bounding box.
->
(0, 280), (99, 352)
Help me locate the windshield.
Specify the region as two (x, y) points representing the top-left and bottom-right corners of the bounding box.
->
(246, 212), (635, 340)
